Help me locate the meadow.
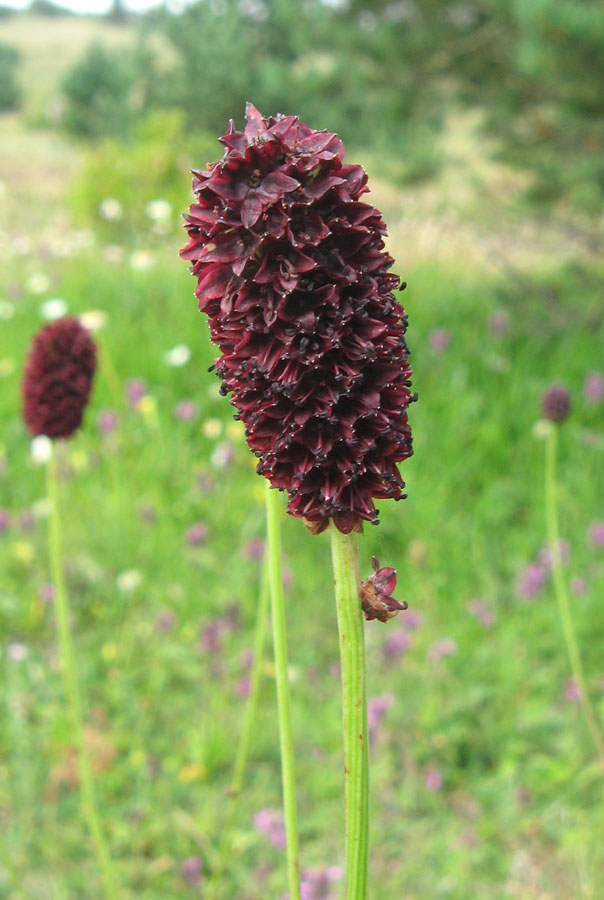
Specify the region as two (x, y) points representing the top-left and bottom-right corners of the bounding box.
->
(1, 9), (604, 900)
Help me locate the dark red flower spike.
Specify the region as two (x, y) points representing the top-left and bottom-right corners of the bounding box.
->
(182, 104), (415, 534)
(23, 317), (97, 439)
(541, 384), (571, 423)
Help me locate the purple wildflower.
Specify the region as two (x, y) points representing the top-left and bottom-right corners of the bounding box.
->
(0, 509), (10, 533)
(424, 764), (443, 792)
(174, 400), (200, 421)
(367, 693), (394, 739)
(210, 442), (234, 469)
(253, 808), (286, 849)
(96, 408), (120, 435)
(235, 677), (251, 698)
(282, 567), (294, 590)
(489, 310), (509, 334)
(589, 521), (604, 549)
(156, 609), (176, 633)
(403, 609), (423, 630)
(564, 677), (581, 705)
(383, 628), (412, 658)
(429, 329), (450, 353)
(125, 378), (147, 408)
(427, 638), (457, 662)
(467, 599), (496, 627)
(141, 504), (156, 524)
(570, 577), (587, 595)
(196, 470), (215, 493)
(200, 620), (225, 654)
(19, 511), (35, 532)
(244, 536), (265, 559)
(539, 539), (570, 569)
(186, 522), (208, 546)
(300, 866), (343, 900)
(39, 583), (55, 603)
(518, 563), (547, 599)
(584, 373), (604, 403)
(179, 856), (203, 887)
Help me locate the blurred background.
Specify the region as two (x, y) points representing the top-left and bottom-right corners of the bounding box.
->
(0, 1), (603, 898)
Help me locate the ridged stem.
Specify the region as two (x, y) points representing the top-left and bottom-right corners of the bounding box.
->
(265, 482), (301, 900)
(329, 525), (369, 900)
(545, 427), (604, 768)
(206, 553), (270, 900)
(46, 445), (117, 900)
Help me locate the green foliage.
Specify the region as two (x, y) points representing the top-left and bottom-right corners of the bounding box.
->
(486, 0), (604, 214)
(159, 0), (445, 182)
(156, 0), (604, 211)
(69, 110), (219, 240)
(0, 42), (21, 111)
(29, 0), (72, 15)
(61, 40), (157, 138)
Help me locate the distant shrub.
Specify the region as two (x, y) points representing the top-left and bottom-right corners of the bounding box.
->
(29, 0), (71, 15)
(70, 110), (219, 240)
(61, 40), (155, 138)
(0, 42), (21, 111)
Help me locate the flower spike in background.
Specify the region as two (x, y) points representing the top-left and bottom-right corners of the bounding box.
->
(22, 319), (116, 900)
(181, 102), (415, 535)
(23, 316), (96, 439)
(541, 384), (571, 423)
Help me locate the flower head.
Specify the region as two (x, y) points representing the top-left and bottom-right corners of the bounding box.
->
(517, 562), (546, 599)
(181, 104), (414, 534)
(360, 556), (407, 622)
(179, 856), (203, 887)
(589, 521), (604, 549)
(253, 807), (286, 849)
(22, 317), (96, 440)
(584, 372), (603, 403)
(541, 384), (570, 423)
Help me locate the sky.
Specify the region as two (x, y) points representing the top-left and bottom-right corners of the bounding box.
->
(0, 0), (171, 13)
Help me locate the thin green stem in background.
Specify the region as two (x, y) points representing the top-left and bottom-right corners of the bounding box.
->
(545, 426), (604, 768)
(97, 334), (123, 413)
(329, 525), (369, 900)
(265, 481), (301, 900)
(47, 445), (117, 900)
(206, 553), (270, 900)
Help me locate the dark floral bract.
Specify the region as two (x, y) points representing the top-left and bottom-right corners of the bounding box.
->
(181, 104), (415, 534)
(22, 317), (97, 440)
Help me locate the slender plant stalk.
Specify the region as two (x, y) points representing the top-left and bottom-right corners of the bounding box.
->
(206, 553), (270, 900)
(589, 792), (604, 900)
(46, 445), (117, 900)
(329, 525), (369, 900)
(265, 482), (301, 900)
(545, 427), (604, 768)
(97, 335), (123, 412)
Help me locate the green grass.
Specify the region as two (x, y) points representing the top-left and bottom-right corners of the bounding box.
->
(1, 241), (603, 898)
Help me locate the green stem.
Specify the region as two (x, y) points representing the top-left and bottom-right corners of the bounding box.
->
(545, 427), (604, 768)
(47, 445), (117, 900)
(329, 525), (369, 900)
(265, 482), (301, 900)
(589, 791), (604, 900)
(97, 335), (123, 413)
(206, 553), (270, 900)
